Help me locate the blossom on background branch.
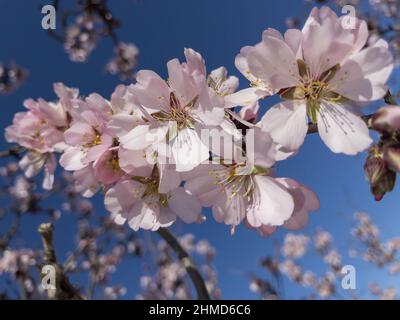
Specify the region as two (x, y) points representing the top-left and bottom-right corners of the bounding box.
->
(46, 0), (139, 80)
(0, 62), (27, 95)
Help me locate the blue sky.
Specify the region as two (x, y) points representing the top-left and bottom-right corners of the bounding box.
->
(1, 0), (399, 299)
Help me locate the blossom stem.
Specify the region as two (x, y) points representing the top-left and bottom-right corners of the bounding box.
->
(157, 227), (211, 300)
(0, 146), (25, 159)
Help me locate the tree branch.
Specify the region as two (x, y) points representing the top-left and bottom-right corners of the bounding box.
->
(157, 227), (211, 300)
(38, 223), (83, 300)
(0, 212), (21, 252)
(0, 146), (24, 159)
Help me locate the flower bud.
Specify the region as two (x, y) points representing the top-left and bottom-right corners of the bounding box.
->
(371, 170), (396, 201)
(384, 144), (400, 172)
(364, 152), (386, 186)
(371, 105), (400, 135)
(364, 147), (397, 201)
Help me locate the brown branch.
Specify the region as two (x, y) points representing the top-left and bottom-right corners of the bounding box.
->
(0, 146), (25, 159)
(157, 227), (211, 300)
(0, 212), (21, 251)
(38, 223), (83, 300)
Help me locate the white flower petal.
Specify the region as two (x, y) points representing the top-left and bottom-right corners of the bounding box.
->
(260, 100), (308, 152)
(317, 102), (372, 155)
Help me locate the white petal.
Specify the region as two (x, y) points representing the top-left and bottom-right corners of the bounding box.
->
(59, 147), (86, 171)
(42, 154), (57, 190)
(212, 191), (246, 227)
(250, 176), (294, 226)
(317, 102), (372, 155)
(260, 100), (308, 151)
(169, 187), (202, 223)
(158, 164), (181, 194)
(224, 88), (266, 107)
(171, 128), (209, 172)
(330, 40), (393, 102)
(247, 35), (299, 89)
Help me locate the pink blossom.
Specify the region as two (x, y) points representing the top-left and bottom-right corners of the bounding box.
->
(184, 128), (319, 235)
(5, 91), (69, 189)
(60, 93), (114, 171)
(123, 48), (227, 172)
(104, 166), (203, 231)
(281, 234), (309, 259)
(237, 6), (393, 155)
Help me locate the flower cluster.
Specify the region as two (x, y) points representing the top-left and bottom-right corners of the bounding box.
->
(106, 42), (139, 80)
(352, 212), (400, 267)
(64, 14), (100, 63)
(0, 62), (27, 94)
(6, 6), (396, 236)
(5, 42), (319, 236)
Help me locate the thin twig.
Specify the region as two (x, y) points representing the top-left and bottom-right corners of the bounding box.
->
(157, 227), (211, 300)
(0, 146), (24, 159)
(0, 211), (21, 251)
(38, 223), (84, 300)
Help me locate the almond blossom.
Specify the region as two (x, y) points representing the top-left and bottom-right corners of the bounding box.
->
(104, 166), (203, 231)
(5, 88), (69, 189)
(235, 6), (394, 155)
(184, 128), (319, 235)
(4, 44), (321, 237)
(122, 48), (228, 172)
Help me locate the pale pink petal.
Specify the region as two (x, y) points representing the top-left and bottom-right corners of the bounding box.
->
(19, 152), (45, 178)
(250, 176), (295, 226)
(118, 147), (150, 174)
(317, 102), (372, 155)
(104, 180), (144, 215)
(73, 166), (99, 198)
(239, 102), (260, 121)
(158, 164), (181, 194)
(246, 127), (277, 168)
(212, 191), (246, 227)
(42, 153), (57, 190)
(59, 147), (86, 171)
(64, 122), (94, 146)
(260, 100), (308, 152)
(225, 88), (265, 107)
(330, 40), (393, 102)
(183, 48), (206, 76)
(129, 70), (170, 112)
(247, 35), (299, 89)
(169, 187), (202, 223)
(171, 128), (210, 172)
(93, 151), (123, 185)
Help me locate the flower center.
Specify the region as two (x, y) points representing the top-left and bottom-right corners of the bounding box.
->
(83, 129), (102, 148)
(131, 168), (169, 207)
(303, 80), (329, 101)
(209, 163), (269, 200)
(281, 60), (347, 124)
(151, 92), (197, 131)
(108, 151), (120, 171)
